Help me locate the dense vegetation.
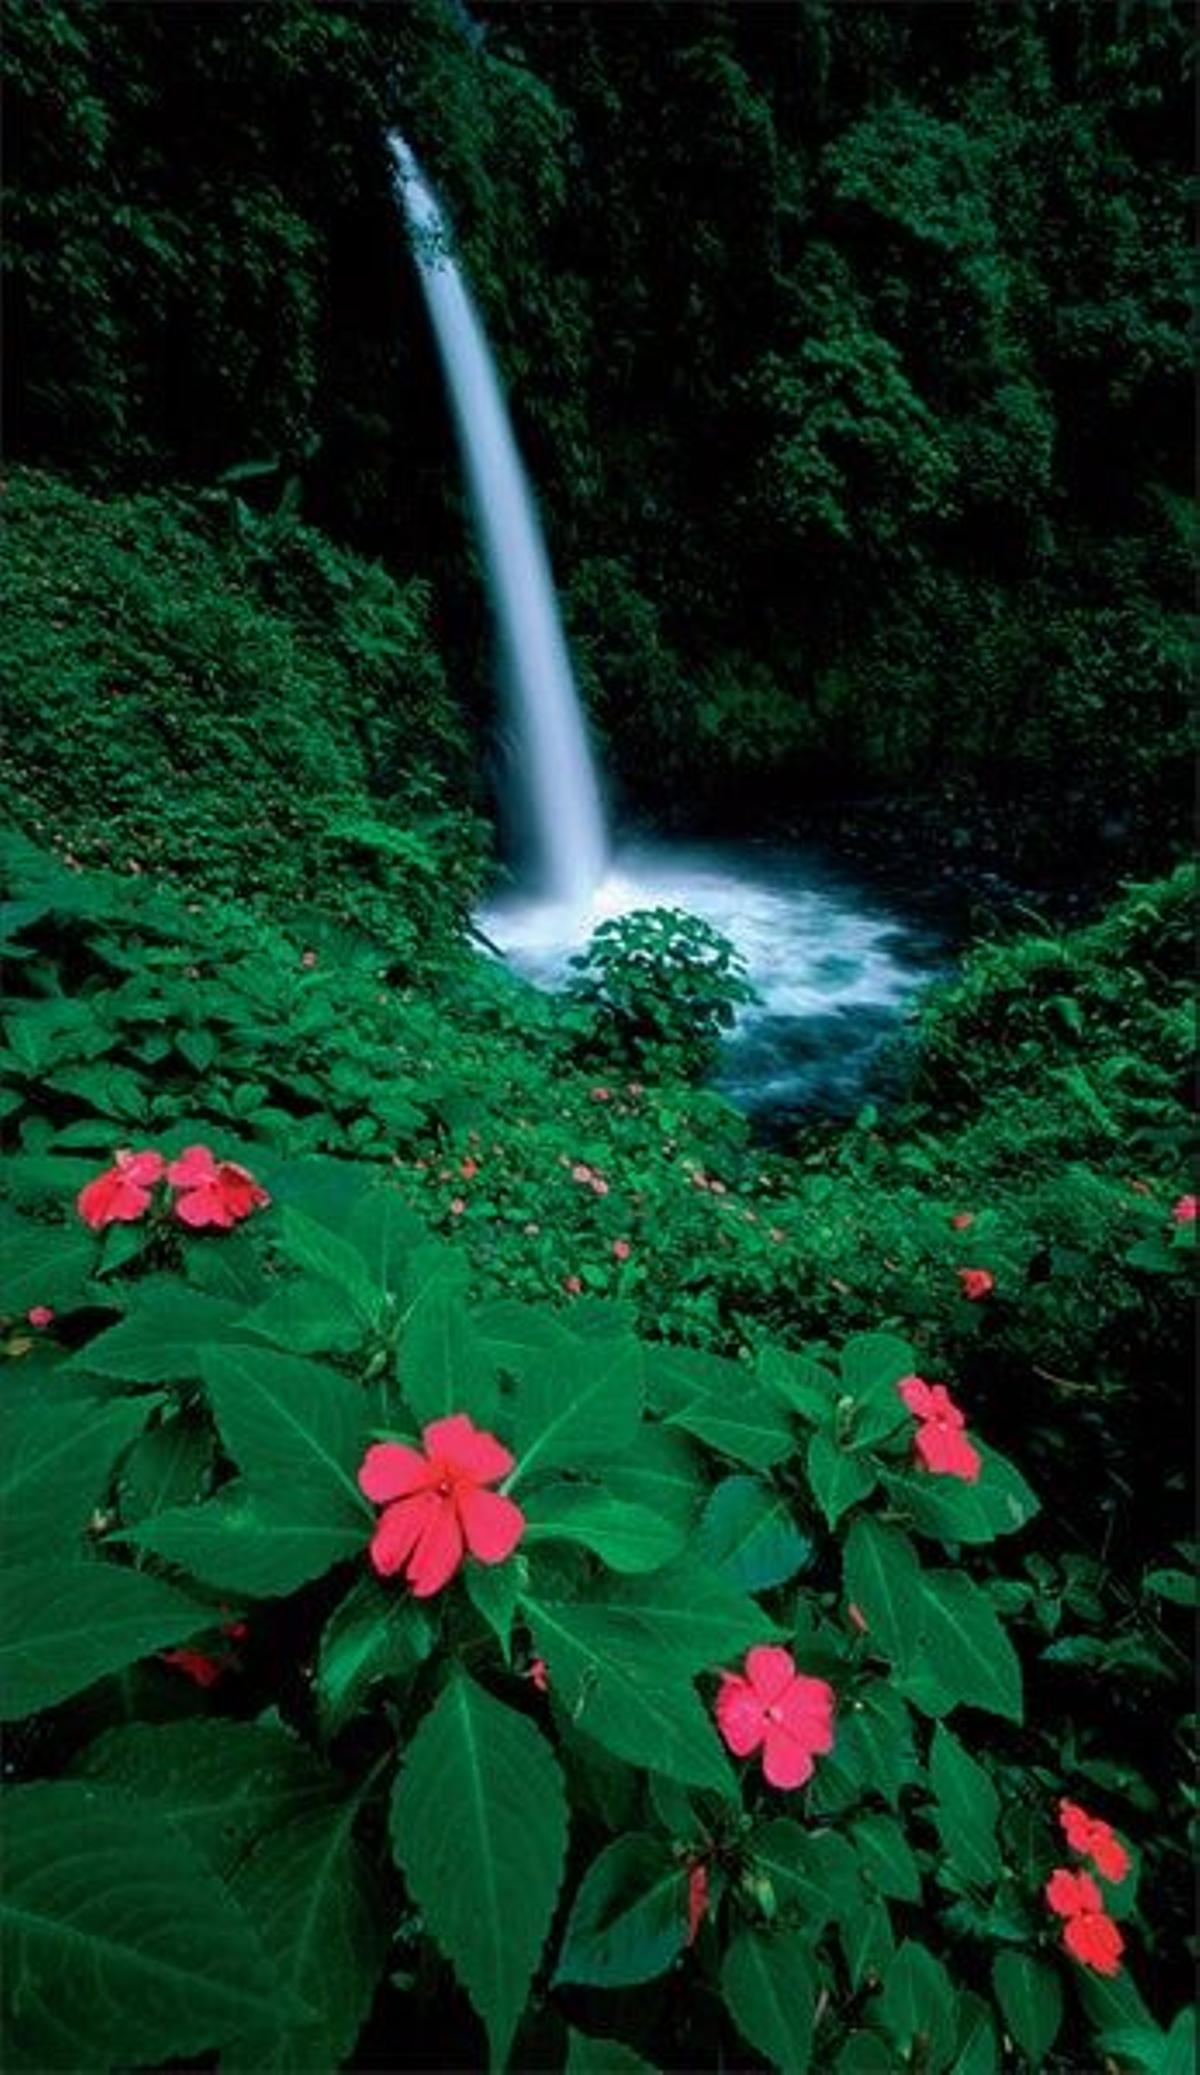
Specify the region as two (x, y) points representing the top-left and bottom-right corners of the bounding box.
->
(4, 0), (1192, 865)
(1, 4), (1194, 2073)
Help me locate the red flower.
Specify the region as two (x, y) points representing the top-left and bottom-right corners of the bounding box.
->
(1046, 1866), (1124, 1976)
(527, 1657), (549, 1693)
(358, 1414), (525, 1598)
(715, 1645), (835, 1790)
(950, 1211), (975, 1230)
(460, 1157), (479, 1181)
(686, 1861), (710, 1946)
(27, 1306), (54, 1328)
(160, 1647), (225, 1689)
(167, 1145), (270, 1229)
(957, 1267), (995, 1300)
(612, 1238), (632, 1262)
(1172, 1194), (1196, 1224)
(1059, 1799), (1130, 1882)
(77, 1148), (166, 1230)
(897, 1376), (981, 1483)
(590, 1086), (611, 1102)
(562, 1274), (583, 1295)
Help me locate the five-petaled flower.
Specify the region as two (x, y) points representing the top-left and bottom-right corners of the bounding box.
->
(715, 1645), (835, 1790)
(1046, 1866), (1124, 1976)
(168, 1145), (270, 1229)
(957, 1267), (995, 1301)
(358, 1414), (525, 1598)
(77, 1148), (166, 1230)
(1059, 1799), (1130, 1883)
(897, 1375), (981, 1482)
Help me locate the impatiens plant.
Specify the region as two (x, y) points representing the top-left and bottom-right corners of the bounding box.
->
(1, 1140), (1186, 2074)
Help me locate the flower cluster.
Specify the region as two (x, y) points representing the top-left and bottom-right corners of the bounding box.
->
(1044, 1798), (1130, 1976)
(897, 1375), (981, 1483)
(77, 1143), (269, 1232)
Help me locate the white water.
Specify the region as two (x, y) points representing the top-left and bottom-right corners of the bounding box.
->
(389, 135), (608, 905)
(482, 838), (939, 1118)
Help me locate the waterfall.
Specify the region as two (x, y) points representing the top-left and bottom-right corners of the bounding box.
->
(389, 134), (608, 908)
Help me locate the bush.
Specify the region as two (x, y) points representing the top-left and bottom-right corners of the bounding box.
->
(567, 908), (757, 1079)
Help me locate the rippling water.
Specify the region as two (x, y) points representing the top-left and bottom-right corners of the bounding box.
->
(478, 838), (946, 1121)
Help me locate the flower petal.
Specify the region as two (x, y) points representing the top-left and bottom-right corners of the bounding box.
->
(369, 1492), (439, 1577)
(744, 1645), (798, 1706)
(173, 1186), (235, 1230)
(715, 1673), (766, 1757)
(422, 1413), (513, 1484)
(166, 1145), (217, 1187)
(457, 1485), (525, 1565)
(778, 1674), (835, 1754)
(358, 1441), (436, 1503)
(914, 1422), (981, 1482)
(406, 1500), (465, 1598)
(1089, 1830), (1130, 1883)
(1064, 1909), (1124, 1976)
(761, 1720), (817, 1790)
(897, 1374), (938, 1419)
(117, 1149), (166, 1185)
(1046, 1867), (1100, 1919)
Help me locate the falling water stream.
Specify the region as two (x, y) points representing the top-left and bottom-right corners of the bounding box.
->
(392, 136), (940, 1118)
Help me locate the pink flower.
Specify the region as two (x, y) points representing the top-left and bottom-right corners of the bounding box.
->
(527, 1657), (549, 1693)
(358, 1414), (525, 1598)
(1046, 1867), (1124, 1977)
(612, 1238), (632, 1262)
(460, 1157), (479, 1181)
(686, 1862), (710, 1946)
(1172, 1194), (1196, 1224)
(562, 1274), (583, 1295)
(1059, 1799), (1131, 1883)
(571, 1163), (593, 1184)
(590, 1086), (611, 1102)
(167, 1145), (270, 1229)
(897, 1375), (981, 1482)
(957, 1267), (995, 1301)
(26, 1306), (54, 1328)
(715, 1645), (835, 1790)
(77, 1148), (166, 1230)
(449, 1197), (466, 1217)
(950, 1211), (975, 1230)
(300, 949), (318, 969)
(590, 1176), (610, 1198)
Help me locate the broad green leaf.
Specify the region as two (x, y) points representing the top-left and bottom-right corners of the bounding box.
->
(573, 1556), (780, 1668)
(226, 1797), (388, 2071)
(1, 1220), (96, 1314)
(831, 1681), (919, 1807)
(722, 1928), (816, 2073)
(749, 1821), (861, 1931)
(842, 1518), (923, 1669)
(807, 1429), (877, 1528)
(198, 1344), (370, 1508)
(316, 1576), (432, 1733)
(878, 1939), (957, 2072)
(0, 1780), (292, 2069)
(840, 1892), (894, 1991)
(697, 1476), (812, 1591)
(117, 1407), (216, 1524)
(473, 1296), (576, 1376)
(883, 1446), (1039, 1544)
(523, 1592), (733, 1792)
(511, 1333), (643, 1485)
(929, 1724), (1002, 1886)
(465, 1558), (520, 1660)
(2, 1395), (150, 1562)
(521, 1483), (686, 1573)
(839, 1333), (916, 1445)
(991, 1951), (1062, 2066)
(344, 1187), (425, 1294)
(555, 1835), (687, 1987)
(650, 1344), (793, 1468)
(834, 2032), (893, 2073)
(1162, 2008), (1197, 2075)
(587, 1426), (705, 1527)
(951, 1990), (999, 2075)
(72, 1718), (339, 1874)
(0, 1559), (209, 1721)
(240, 1279), (362, 1356)
(757, 1344), (836, 1426)
(908, 1572), (1023, 1723)
(127, 1482), (363, 1596)
(1142, 1567), (1199, 1608)
(391, 1675), (568, 2069)
(398, 1286), (498, 1427)
(852, 1813), (922, 1902)
(565, 2029), (656, 2073)
(275, 1204), (378, 1315)
(66, 1285), (249, 1384)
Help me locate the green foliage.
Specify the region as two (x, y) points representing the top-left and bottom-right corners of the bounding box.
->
(568, 907), (756, 1078)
